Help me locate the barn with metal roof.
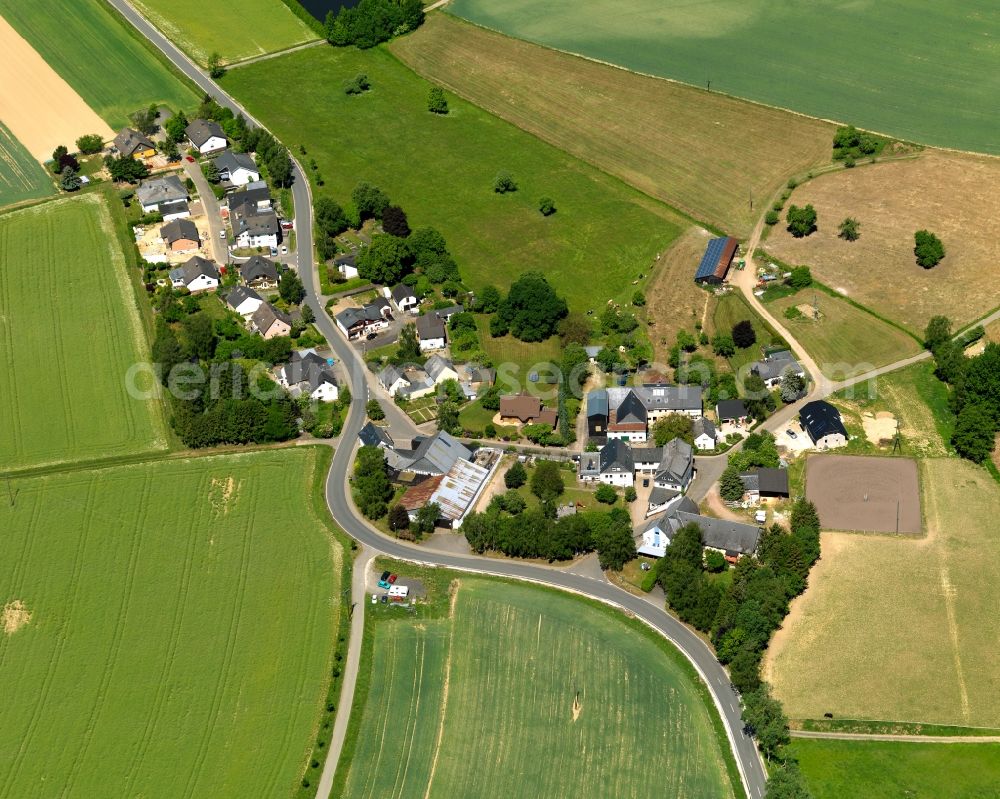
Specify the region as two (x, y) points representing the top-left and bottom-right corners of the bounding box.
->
(694, 236), (739, 284)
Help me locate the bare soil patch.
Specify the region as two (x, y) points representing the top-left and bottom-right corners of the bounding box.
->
(767, 152), (1000, 333)
(3, 600), (32, 635)
(0, 17), (113, 161)
(805, 455), (921, 534)
(862, 411), (898, 447)
(208, 476), (241, 514)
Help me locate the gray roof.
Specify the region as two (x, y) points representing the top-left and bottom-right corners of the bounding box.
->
(186, 118), (226, 147)
(379, 364), (404, 387)
(359, 422), (393, 448)
(225, 285), (262, 309)
(599, 438), (634, 473)
(337, 303), (384, 330)
(752, 351), (804, 382)
(334, 253), (356, 267)
(214, 150), (256, 175)
(281, 351), (335, 391)
(739, 467), (789, 496)
(614, 390), (647, 426)
(716, 399), (748, 421)
(693, 417), (717, 440)
(391, 283), (415, 303)
(234, 207), (280, 237)
(655, 438), (693, 485)
(416, 313), (446, 340)
(160, 218), (199, 244)
(631, 445), (664, 465)
(608, 384), (703, 414)
(252, 302), (291, 333)
(240, 255), (279, 283)
(113, 127), (153, 156)
(229, 185), (271, 214)
(587, 389), (609, 418)
(434, 305), (464, 319)
(136, 174), (187, 207)
(671, 511), (761, 556)
(391, 430), (471, 475)
(172, 255), (218, 285)
(648, 486), (680, 507)
(800, 400), (847, 442)
(424, 354), (455, 382)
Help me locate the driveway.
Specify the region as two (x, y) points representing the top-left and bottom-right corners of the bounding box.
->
(183, 159), (227, 264)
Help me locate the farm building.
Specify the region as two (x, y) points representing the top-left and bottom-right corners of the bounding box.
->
(399, 457), (493, 529)
(607, 390), (648, 443)
(586, 389), (609, 441)
(607, 384), (703, 423)
(653, 438), (695, 493)
(694, 236), (739, 285)
(800, 400), (848, 449)
(386, 430), (472, 476)
(740, 468), (790, 501)
(751, 350), (806, 388)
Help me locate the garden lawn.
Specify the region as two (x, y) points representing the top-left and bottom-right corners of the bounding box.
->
(474, 316), (565, 393)
(392, 13), (833, 236)
(130, 0), (318, 66)
(767, 291), (920, 379)
(766, 458), (1000, 727)
(0, 0), (197, 127)
(0, 123), (53, 207)
(221, 46), (686, 311)
(792, 738), (1000, 799)
(0, 448), (342, 799)
(447, 0), (1000, 155)
(0, 194), (168, 470)
(710, 291), (783, 375)
(340, 578), (736, 798)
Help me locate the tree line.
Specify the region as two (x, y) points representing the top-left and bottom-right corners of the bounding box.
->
(324, 0), (424, 49)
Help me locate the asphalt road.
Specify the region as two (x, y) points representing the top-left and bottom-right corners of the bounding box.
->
(108, 3), (766, 795)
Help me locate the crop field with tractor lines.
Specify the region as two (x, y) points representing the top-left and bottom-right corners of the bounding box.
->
(0, 448), (341, 799)
(0, 122), (53, 208)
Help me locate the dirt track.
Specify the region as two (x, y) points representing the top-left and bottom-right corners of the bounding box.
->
(0, 16), (113, 161)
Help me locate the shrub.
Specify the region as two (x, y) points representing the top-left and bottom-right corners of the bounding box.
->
(76, 133), (104, 154)
(640, 569), (658, 592)
(366, 399), (385, 420)
(344, 73), (371, 95)
(786, 265), (812, 289)
(595, 484), (618, 504)
(704, 550), (727, 572)
(427, 86), (448, 114)
(624, 486), (637, 503)
(764, 210), (780, 226)
(538, 196), (556, 215)
(784, 305), (803, 321)
(838, 217), (861, 241)
(493, 172), (517, 193)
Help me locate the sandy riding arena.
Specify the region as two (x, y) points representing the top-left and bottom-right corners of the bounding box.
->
(0, 16), (112, 161)
(806, 455), (921, 534)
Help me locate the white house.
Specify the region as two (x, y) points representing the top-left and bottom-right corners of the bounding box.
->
(186, 118), (227, 155)
(169, 256), (219, 293)
(213, 151), (259, 186)
(578, 439), (634, 488)
(278, 350), (339, 402)
(799, 400), (848, 450)
(233, 207), (280, 249)
(653, 438), (694, 493)
(751, 350), (806, 389)
(389, 283), (418, 313)
(378, 364), (434, 400)
(225, 285), (264, 318)
(692, 417), (719, 451)
(136, 174), (189, 219)
(335, 253), (358, 279)
(605, 390), (648, 444)
(416, 313), (446, 352)
(638, 505), (761, 560)
(424, 354), (459, 385)
(335, 300), (390, 340)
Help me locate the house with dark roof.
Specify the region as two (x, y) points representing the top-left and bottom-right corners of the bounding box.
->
(160, 218), (200, 252)
(653, 438), (694, 492)
(213, 151), (259, 186)
(578, 438), (635, 488)
(385, 430), (471, 476)
(646, 486), (681, 517)
(277, 350), (338, 402)
(335, 301), (390, 340)
(751, 349), (806, 389)
(136, 174), (188, 218)
(233, 206), (280, 249)
(692, 417), (719, 451)
(390, 283), (418, 313)
(358, 421), (393, 449)
(716, 399), (748, 425)
(498, 394), (558, 427)
(632, 445), (664, 473)
(586, 389), (609, 442)
(225, 285), (264, 317)
(799, 400), (848, 449)
(739, 468), (790, 501)
(694, 236), (739, 284)
(168, 255), (218, 293)
(112, 128), (155, 159)
(239, 255), (280, 290)
(639, 506), (761, 560)
(607, 384), (703, 423)
(186, 118), (227, 154)
(416, 313), (446, 352)
(607, 390), (648, 443)
(250, 302), (292, 340)
(334, 252), (358, 279)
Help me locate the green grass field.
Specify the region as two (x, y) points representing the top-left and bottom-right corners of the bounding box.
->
(221, 46), (686, 311)
(130, 0), (318, 66)
(0, 448), (341, 798)
(447, 1), (1000, 155)
(0, 195), (167, 471)
(0, 0), (197, 127)
(340, 578), (735, 798)
(711, 292), (784, 375)
(0, 123), (53, 208)
(792, 738), (1000, 799)
(767, 292), (920, 379)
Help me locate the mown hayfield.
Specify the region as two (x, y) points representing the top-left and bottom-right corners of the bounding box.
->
(391, 13), (833, 236)
(766, 152), (1000, 333)
(766, 292), (920, 379)
(0, 0), (197, 127)
(341, 578), (736, 799)
(130, 0), (318, 66)
(221, 46), (686, 311)
(0, 123), (53, 207)
(793, 738), (1000, 799)
(765, 458), (1000, 727)
(0, 195), (167, 470)
(447, 0), (1000, 155)
(0, 448), (341, 799)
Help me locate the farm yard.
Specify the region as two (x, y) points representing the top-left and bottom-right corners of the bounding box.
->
(129, 0), (319, 66)
(766, 458), (1000, 728)
(766, 151), (1000, 333)
(339, 577), (737, 798)
(792, 738), (1000, 799)
(221, 46), (686, 312)
(766, 291), (921, 379)
(0, 122), (53, 207)
(446, 0), (1000, 155)
(0, 194), (168, 470)
(391, 13), (833, 236)
(0, 448), (342, 799)
(0, 0), (197, 128)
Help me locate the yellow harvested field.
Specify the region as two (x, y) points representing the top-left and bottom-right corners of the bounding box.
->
(766, 151), (1000, 333)
(0, 15), (113, 161)
(765, 458), (1000, 727)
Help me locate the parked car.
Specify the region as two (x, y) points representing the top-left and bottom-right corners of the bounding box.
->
(219, 229), (226, 239)
(269, 246), (278, 256)
(365, 332), (378, 340)
(786, 429), (797, 439)
(380, 595), (387, 604)
(371, 594), (377, 604)
(388, 573), (398, 585)
(280, 245), (288, 254)
(377, 570), (391, 589)
(185, 155), (195, 163)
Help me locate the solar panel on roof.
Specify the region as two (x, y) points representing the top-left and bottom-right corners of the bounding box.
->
(695, 237), (726, 280)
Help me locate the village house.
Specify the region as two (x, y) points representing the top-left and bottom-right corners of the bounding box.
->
(378, 364), (434, 400)
(384, 430), (471, 476)
(389, 283), (418, 314)
(606, 384), (703, 425)
(800, 400), (848, 450)
(578, 438), (635, 487)
(136, 174), (189, 219)
(169, 255), (219, 293)
(646, 486), (681, 517)
(358, 421), (394, 449)
(498, 394), (558, 428)
(224, 285), (264, 317)
(250, 302), (292, 340)
(186, 118), (227, 155)
(277, 350), (338, 402)
(606, 390), (648, 443)
(692, 417), (719, 451)
(334, 252), (359, 279)
(334, 300), (390, 340)
(638, 505), (761, 561)
(229, 183), (280, 249)
(424, 354), (460, 385)
(213, 151), (259, 187)
(716, 399), (749, 426)
(632, 445), (665, 474)
(751, 349), (806, 389)
(416, 313), (446, 352)
(160, 218), (201, 253)
(112, 128), (155, 160)
(455, 363), (495, 400)
(239, 255), (280, 290)
(653, 438), (695, 493)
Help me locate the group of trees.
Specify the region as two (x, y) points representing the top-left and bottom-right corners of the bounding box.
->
(786, 204), (817, 238)
(354, 446), (395, 519)
(914, 229), (945, 268)
(50, 144), (83, 192)
(719, 432), (781, 501)
(324, 0), (424, 48)
(490, 272), (568, 342)
(925, 316), (1000, 463)
(832, 124), (882, 164)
